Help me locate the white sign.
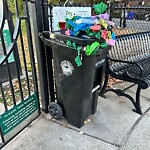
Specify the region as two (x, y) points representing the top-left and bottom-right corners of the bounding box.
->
(51, 7), (91, 31)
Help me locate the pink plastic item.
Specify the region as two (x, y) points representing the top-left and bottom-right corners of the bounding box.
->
(106, 21), (115, 26)
(65, 30), (71, 36)
(106, 39), (116, 46)
(90, 25), (101, 32)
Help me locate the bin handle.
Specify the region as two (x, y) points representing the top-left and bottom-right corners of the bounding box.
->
(38, 32), (66, 48)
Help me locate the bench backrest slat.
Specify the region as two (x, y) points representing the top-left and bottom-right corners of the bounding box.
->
(109, 32), (150, 62)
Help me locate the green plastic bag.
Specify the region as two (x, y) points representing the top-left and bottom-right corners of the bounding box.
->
(94, 2), (107, 15)
(95, 30), (101, 39)
(85, 42), (100, 56)
(75, 46), (82, 67)
(85, 28), (96, 36)
(100, 42), (108, 49)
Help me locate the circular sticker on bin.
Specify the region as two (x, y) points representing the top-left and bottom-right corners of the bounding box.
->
(61, 60), (74, 76)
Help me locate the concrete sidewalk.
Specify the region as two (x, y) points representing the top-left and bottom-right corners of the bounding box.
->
(2, 82), (150, 150)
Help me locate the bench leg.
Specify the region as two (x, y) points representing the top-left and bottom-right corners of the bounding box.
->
(132, 86), (142, 115)
(103, 86), (142, 115)
(99, 72), (109, 98)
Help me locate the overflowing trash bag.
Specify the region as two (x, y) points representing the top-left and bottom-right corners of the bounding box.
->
(63, 2), (116, 66)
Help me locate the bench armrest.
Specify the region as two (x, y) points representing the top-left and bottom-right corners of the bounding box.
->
(107, 56), (143, 78)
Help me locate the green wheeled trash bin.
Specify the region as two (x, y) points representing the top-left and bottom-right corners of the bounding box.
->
(39, 31), (111, 128)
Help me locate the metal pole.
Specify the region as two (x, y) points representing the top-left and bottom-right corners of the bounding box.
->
(123, 2), (126, 28)
(49, 4), (53, 31)
(90, 0), (93, 15)
(42, 0), (55, 103)
(34, 0), (50, 113)
(109, 1), (112, 21)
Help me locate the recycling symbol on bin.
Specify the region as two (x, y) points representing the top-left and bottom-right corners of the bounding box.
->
(61, 60), (74, 76)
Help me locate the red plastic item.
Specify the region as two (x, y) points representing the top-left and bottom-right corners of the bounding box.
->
(59, 21), (66, 30)
(101, 30), (108, 40)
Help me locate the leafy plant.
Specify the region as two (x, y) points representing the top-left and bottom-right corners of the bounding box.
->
(7, 0), (23, 16)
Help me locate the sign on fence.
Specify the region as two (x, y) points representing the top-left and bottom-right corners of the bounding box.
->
(52, 7), (91, 30)
(0, 93), (39, 142)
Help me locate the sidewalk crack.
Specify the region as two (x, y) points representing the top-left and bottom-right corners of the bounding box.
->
(119, 107), (150, 150)
(50, 119), (120, 148)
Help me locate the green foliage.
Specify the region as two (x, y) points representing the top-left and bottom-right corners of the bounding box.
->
(7, 0), (24, 16)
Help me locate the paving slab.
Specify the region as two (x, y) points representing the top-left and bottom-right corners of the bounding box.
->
(3, 115), (117, 150)
(121, 110), (150, 150)
(52, 90), (149, 146)
(81, 93), (140, 146)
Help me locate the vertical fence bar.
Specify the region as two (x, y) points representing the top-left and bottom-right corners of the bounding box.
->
(109, 2), (112, 21)
(42, 0), (55, 103)
(14, 0), (20, 16)
(91, 0), (93, 15)
(24, 0), (40, 112)
(49, 5), (53, 31)
(34, 0), (51, 113)
(123, 2), (126, 28)
(42, 0), (49, 37)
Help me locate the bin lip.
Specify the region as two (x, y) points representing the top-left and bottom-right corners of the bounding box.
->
(42, 31), (105, 46)
(39, 31), (81, 50)
(39, 31), (111, 55)
(95, 45), (111, 56)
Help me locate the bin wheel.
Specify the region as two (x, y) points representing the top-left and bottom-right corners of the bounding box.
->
(49, 102), (63, 120)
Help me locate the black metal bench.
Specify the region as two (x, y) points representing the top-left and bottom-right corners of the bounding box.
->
(100, 32), (150, 114)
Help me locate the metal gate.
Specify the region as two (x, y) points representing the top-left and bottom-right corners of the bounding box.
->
(0, 0), (40, 148)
